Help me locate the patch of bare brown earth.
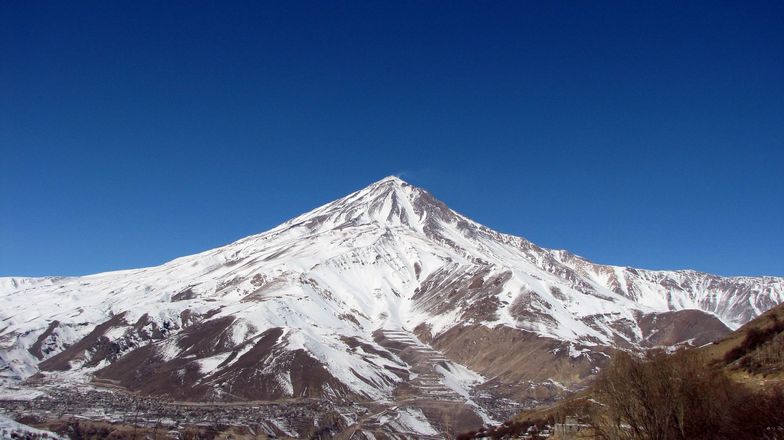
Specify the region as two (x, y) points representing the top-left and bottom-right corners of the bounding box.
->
(635, 309), (731, 347)
(419, 324), (609, 402)
(39, 312), (129, 371)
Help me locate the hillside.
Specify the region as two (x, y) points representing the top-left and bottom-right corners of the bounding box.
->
(1, 176), (782, 438)
(473, 303), (784, 439)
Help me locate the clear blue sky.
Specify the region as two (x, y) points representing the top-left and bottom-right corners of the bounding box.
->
(1, 1), (782, 277)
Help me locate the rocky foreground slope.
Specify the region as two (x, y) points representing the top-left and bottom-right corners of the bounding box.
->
(479, 302), (784, 440)
(1, 176), (782, 438)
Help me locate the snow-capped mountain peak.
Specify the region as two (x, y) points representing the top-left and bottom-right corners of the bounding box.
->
(1, 177), (782, 436)
(270, 175), (463, 238)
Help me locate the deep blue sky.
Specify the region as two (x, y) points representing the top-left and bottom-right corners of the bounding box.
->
(1, 1), (782, 277)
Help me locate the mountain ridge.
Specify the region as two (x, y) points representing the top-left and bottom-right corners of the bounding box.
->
(1, 176), (782, 437)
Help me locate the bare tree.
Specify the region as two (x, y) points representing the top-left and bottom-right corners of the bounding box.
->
(591, 349), (784, 440)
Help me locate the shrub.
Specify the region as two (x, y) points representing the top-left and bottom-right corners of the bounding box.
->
(592, 350), (784, 440)
(724, 316), (784, 365)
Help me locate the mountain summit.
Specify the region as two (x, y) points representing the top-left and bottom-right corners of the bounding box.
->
(1, 177), (783, 437)
(268, 175), (468, 238)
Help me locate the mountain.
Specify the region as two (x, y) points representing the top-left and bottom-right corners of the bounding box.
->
(485, 303), (784, 440)
(1, 176), (782, 438)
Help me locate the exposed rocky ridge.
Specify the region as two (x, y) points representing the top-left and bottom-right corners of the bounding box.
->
(1, 176), (782, 437)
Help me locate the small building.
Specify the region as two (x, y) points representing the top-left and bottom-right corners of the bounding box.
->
(553, 416), (586, 439)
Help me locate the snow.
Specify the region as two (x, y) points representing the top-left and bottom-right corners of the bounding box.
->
(1, 175), (782, 404)
(391, 407), (439, 436)
(103, 326), (128, 340)
(196, 352), (231, 374)
(0, 387), (44, 400)
(0, 414), (64, 439)
(156, 337), (183, 361)
(545, 379), (567, 390)
(435, 362), (483, 400)
(567, 344), (591, 359)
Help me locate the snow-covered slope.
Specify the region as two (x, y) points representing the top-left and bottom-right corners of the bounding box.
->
(1, 176), (782, 432)
(0, 414), (63, 439)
